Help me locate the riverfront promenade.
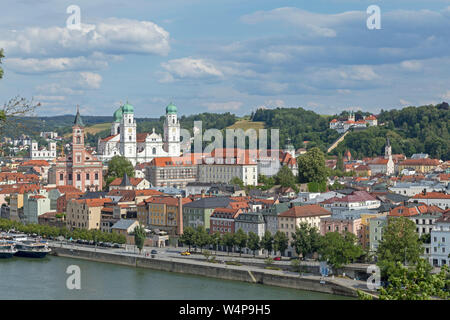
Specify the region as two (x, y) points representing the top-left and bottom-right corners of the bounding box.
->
(48, 241), (376, 298)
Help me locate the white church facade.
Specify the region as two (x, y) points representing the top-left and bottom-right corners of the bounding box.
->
(97, 102), (181, 165)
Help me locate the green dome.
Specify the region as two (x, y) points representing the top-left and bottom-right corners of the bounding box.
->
(113, 106), (123, 122)
(123, 103), (134, 114)
(166, 102), (177, 114)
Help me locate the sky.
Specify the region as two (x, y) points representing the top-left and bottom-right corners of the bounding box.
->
(1, 0), (450, 118)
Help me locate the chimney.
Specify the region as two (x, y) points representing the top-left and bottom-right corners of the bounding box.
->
(176, 196), (183, 235)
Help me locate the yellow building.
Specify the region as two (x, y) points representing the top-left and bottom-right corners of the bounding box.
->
(137, 196), (189, 235)
(66, 198), (112, 230)
(397, 158), (440, 173)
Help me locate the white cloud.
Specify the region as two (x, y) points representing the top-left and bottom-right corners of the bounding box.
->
(161, 57), (223, 80)
(400, 60), (423, 71)
(78, 72), (102, 89)
(0, 18), (170, 58)
(241, 7), (362, 38)
(263, 99), (285, 108)
(34, 95), (66, 101)
(441, 90), (450, 100)
(399, 99), (412, 106)
(6, 56), (108, 74)
(204, 101), (243, 111)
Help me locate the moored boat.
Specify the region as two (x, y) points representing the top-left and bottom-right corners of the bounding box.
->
(15, 241), (51, 258)
(0, 242), (17, 258)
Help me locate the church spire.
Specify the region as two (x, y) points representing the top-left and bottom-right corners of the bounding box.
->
(73, 105), (85, 127)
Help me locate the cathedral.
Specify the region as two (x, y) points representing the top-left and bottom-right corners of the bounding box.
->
(97, 102), (181, 165)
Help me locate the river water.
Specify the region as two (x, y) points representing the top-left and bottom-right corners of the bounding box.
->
(0, 256), (350, 300)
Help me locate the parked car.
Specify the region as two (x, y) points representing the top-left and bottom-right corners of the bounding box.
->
(151, 250), (158, 254)
(274, 257), (281, 261)
(181, 251), (191, 256)
(113, 243), (120, 248)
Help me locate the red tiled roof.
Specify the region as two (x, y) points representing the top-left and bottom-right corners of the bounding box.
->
(21, 160), (50, 166)
(74, 198), (112, 207)
(109, 177), (144, 186)
(100, 134), (119, 142)
(412, 192), (450, 200)
(399, 158), (440, 166)
(279, 204), (331, 218)
(136, 133), (148, 143)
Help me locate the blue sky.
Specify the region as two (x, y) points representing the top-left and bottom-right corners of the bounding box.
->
(1, 0), (450, 118)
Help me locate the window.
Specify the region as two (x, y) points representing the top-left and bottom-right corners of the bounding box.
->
(68, 173), (72, 181)
(77, 174), (81, 181)
(86, 173), (90, 180)
(59, 173), (63, 181)
(95, 173), (98, 180)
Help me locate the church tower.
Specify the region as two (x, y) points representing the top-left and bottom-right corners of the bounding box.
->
(72, 106), (86, 190)
(164, 102), (180, 156)
(111, 105), (123, 136)
(384, 137), (392, 159)
(120, 102), (137, 163)
(385, 137), (394, 175)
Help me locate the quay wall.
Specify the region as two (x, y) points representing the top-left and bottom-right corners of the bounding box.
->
(50, 246), (360, 298)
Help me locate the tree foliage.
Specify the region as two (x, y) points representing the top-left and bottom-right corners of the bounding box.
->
(105, 156), (135, 188)
(247, 231), (261, 256)
(274, 165), (298, 191)
(291, 223), (321, 260)
(134, 224), (146, 253)
(273, 231), (289, 256)
(318, 232), (363, 270)
(378, 260), (450, 300)
(377, 216), (423, 275)
(260, 231), (273, 257)
(297, 147), (329, 184)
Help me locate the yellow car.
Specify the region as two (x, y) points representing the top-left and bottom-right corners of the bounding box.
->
(181, 251), (191, 256)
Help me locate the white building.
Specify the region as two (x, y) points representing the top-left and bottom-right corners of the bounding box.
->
(30, 140), (57, 161)
(430, 214), (450, 267)
(98, 102), (181, 165)
(389, 182), (447, 197)
(409, 192), (450, 210)
(198, 157), (258, 186)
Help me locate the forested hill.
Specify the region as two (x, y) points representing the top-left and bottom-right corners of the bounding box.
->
(3, 103), (449, 160)
(333, 103), (449, 160)
(251, 107), (340, 151)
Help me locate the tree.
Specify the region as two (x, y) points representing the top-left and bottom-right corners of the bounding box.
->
(222, 232), (236, 254)
(247, 232), (261, 257)
(193, 225), (209, 252)
(377, 216), (423, 275)
(274, 165), (298, 191)
(234, 229), (248, 256)
(336, 152), (344, 171)
(133, 224), (146, 254)
(105, 156), (135, 188)
(179, 226), (196, 252)
(273, 231), (289, 256)
(318, 232), (363, 271)
(260, 231), (273, 257)
(297, 147), (329, 184)
(230, 177), (244, 189)
(378, 260), (450, 300)
(291, 223), (320, 260)
(211, 231), (221, 254)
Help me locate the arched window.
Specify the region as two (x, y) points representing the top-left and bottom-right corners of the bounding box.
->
(153, 147), (156, 155)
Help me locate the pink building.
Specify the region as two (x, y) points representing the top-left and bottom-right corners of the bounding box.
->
(320, 215), (362, 238)
(49, 108), (103, 192)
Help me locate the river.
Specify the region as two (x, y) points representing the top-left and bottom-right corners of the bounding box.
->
(0, 256), (351, 299)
